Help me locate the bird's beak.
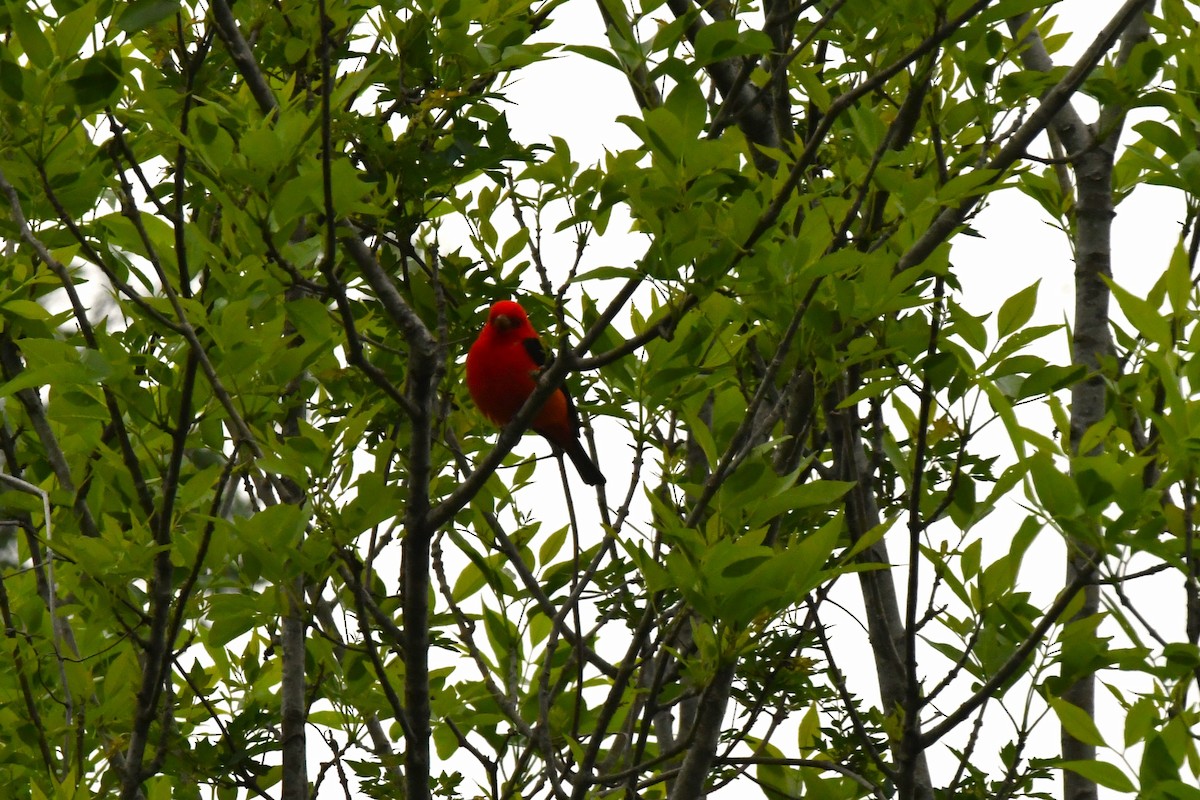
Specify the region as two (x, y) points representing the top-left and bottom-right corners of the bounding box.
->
(492, 314), (515, 332)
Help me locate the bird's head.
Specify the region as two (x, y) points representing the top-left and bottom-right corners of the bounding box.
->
(487, 300), (528, 333)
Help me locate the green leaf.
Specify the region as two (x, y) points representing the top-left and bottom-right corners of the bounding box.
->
(1165, 238), (1191, 317)
(451, 562), (486, 602)
(538, 525), (568, 566)
(432, 721), (459, 760)
(664, 77), (707, 139)
(981, 0), (1063, 22)
(796, 703), (819, 751)
(1048, 695), (1107, 748)
(10, 3), (53, 69)
(948, 301), (989, 351)
(54, 0), (96, 58)
(937, 168), (1000, 203)
(996, 280), (1039, 338)
(0, 339), (98, 398)
(1123, 696), (1157, 747)
(998, 65), (1070, 103)
(756, 759), (802, 800)
(1163, 642), (1200, 669)
(326, 158), (373, 213)
(1151, 782), (1200, 800)
(1178, 150), (1200, 193)
(0, 52), (25, 100)
(1109, 278), (1172, 346)
(116, 0), (180, 31)
(794, 63), (831, 110)
(1017, 363), (1085, 399)
(1135, 119), (1191, 161)
(1059, 760), (1134, 793)
(235, 504), (310, 574)
(780, 515), (840, 593)
(623, 538), (672, 593)
(499, 227), (530, 262)
(283, 37), (309, 65)
(562, 44), (623, 72)
(206, 593), (267, 648)
(745, 478), (852, 529)
(0, 298), (50, 322)
(67, 46), (123, 108)
(961, 538), (981, 580)
(450, 531), (518, 598)
(1139, 733), (1181, 785)
(693, 20), (772, 66)
(1028, 453), (1082, 520)
(101, 648), (141, 710)
(285, 297), (335, 349)
(682, 404), (718, 468)
(482, 607), (519, 660)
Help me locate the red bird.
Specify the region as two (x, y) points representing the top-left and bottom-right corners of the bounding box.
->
(466, 300), (605, 486)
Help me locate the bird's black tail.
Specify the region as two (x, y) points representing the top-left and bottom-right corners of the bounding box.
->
(562, 439), (605, 486)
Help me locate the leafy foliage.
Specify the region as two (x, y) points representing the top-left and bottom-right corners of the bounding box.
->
(0, 0), (1198, 799)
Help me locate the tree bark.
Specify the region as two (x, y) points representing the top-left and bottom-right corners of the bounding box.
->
(826, 380), (935, 800)
(1007, 6), (1153, 799)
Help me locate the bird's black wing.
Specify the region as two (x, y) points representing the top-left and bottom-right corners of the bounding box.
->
(522, 335), (583, 428)
(521, 335), (547, 368)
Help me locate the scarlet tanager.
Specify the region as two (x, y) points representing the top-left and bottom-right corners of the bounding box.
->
(466, 300), (605, 486)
